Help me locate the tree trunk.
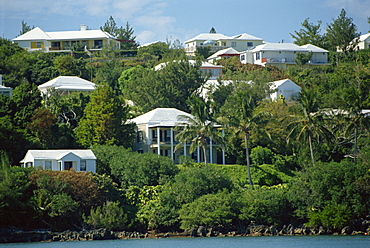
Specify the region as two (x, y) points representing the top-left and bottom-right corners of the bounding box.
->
(308, 133), (315, 166)
(245, 133), (253, 186)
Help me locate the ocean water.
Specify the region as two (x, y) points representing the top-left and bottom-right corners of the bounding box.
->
(1, 235), (369, 248)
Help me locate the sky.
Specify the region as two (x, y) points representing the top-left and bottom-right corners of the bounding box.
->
(1, 0), (370, 46)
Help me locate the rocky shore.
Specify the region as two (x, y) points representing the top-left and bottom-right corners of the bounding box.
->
(1, 221), (369, 243)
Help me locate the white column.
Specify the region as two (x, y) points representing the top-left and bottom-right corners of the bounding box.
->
(210, 137), (213, 164)
(197, 143), (200, 163)
(157, 127), (160, 155)
(183, 142), (187, 158)
(170, 128), (174, 161)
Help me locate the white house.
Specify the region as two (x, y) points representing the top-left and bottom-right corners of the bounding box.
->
(38, 76), (96, 95)
(355, 33), (370, 50)
(269, 78), (301, 101)
(240, 43), (329, 69)
(130, 108), (225, 164)
(185, 32), (263, 57)
(13, 25), (119, 52)
(0, 75), (12, 98)
(20, 149), (96, 173)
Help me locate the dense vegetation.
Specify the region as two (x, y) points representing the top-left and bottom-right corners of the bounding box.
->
(1, 12), (370, 234)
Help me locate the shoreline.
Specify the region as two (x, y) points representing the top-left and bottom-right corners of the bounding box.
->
(1, 223), (369, 243)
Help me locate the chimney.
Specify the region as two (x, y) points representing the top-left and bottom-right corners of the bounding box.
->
(80, 24), (87, 31)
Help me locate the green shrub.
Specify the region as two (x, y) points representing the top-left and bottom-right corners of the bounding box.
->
(250, 146), (274, 165)
(83, 201), (128, 230)
(306, 204), (351, 230)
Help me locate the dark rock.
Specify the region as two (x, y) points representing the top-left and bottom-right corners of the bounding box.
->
(197, 226), (207, 237)
(341, 226), (351, 235)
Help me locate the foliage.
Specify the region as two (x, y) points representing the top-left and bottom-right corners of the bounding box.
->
(101, 16), (137, 50)
(175, 96), (224, 165)
(326, 9), (360, 53)
(250, 146), (274, 165)
(288, 160), (369, 222)
(290, 18), (327, 48)
(119, 59), (205, 113)
(0, 153), (34, 227)
(218, 81), (271, 185)
(239, 186), (294, 227)
(179, 190), (239, 230)
(83, 201), (128, 230)
(294, 52), (313, 66)
(75, 83), (135, 147)
(306, 204), (351, 230)
(109, 150), (179, 188)
(18, 20), (34, 36)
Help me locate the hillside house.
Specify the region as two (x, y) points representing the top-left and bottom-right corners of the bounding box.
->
(207, 47), (240, 63)
(20, 149), (96, 172)
(355, 33), (370, 50)
(269, 78), (301, 101)
(0, 75), (12, 98)
(240, 43), (329, 69)
(38, 76), (96, 95)
(185, 32), (263, 57)
(13, 25), (119, 52)
(130, 108), (225, 164)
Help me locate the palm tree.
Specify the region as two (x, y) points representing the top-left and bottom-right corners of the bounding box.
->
(287, 88), (333, 166)
(218, 83), (270, 185)
(175, 96), (223, 165)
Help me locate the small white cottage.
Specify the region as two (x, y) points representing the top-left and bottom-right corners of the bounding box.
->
(20, 149), (96, 173)
(269, 78), (301, 102)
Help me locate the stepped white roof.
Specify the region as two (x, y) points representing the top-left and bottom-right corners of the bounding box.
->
(231, 33), (263, 40)
(300, 44), (328, 52)
(13, 27), (115, 41)
(38, 76), (95, 94)
(130, 108), (193, 127)
(22, 150), (96, 161)
(269, 78), (301, 90)
(207, 47), (240, 60)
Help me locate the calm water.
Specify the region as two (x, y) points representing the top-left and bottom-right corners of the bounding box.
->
(0, 236), (369, 248)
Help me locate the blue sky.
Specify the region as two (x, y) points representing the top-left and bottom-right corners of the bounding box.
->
(1, 0), (369, 46)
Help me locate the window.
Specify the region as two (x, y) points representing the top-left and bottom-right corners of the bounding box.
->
(94, 40), (103, 48)
(152, 129), (158, 142)
(247, 42), (253, 47)
(231, 42), (236, 47)
(64, 41), (70, 49)
(45, 161), (52, 170)
(241, 54), (245, 61)
(222, 42), (226, 46)
(137, 131), (143, 143)
(164, 130), (172, 142)
(31, 42), (44, 49)
(26, 162), (33, 168)
(256, 52), (260, 60)
(64, 161), (73, 170)
(80, 160), (86, 171)
(51, 42), (60, 47)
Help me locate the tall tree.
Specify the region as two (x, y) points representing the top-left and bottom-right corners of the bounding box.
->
(326, 9), (360, 52)
(209, 27), (216, 33)
(287, 88), (333, 166)
(175, 96), (223, 165)
(291, 18), (326, 48)
(101, 16), (137, 50)
(218, 82), (270, 185)
(19, 20), (34, 36)
(75, 83), (135, 148)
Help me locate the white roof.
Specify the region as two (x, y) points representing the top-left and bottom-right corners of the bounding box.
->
(130, 108), (194, 127)
(269, 78), (301, 90)
(358, 33), (370, 42)
(24, 149), (96, 160)
(185, 33), (230, 43)
(154, 60), (222, 71)
(208, 47), (240, 60)
(300, 44), (328, 52)
(38, 76), (95, 93)
(252, 43), (307, 52)
(13, 27), (115, 41)
(231, 33), (263, 40)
